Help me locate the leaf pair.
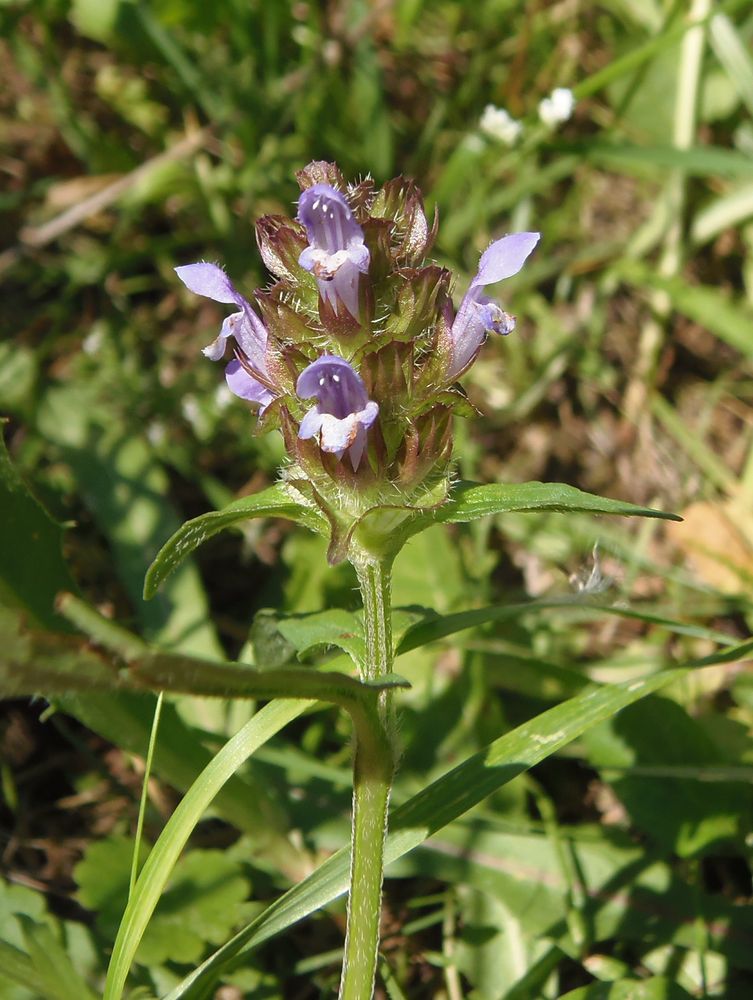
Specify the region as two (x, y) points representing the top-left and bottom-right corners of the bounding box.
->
(144, 478), (681, 595)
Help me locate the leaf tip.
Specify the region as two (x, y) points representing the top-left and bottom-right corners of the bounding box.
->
(143, 568), (159, 600)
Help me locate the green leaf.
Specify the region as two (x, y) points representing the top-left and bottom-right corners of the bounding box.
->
(69, 0), (121, 44)
(0, 599), (404, 706)
(1, 595), (396, 704)
(559, 978), (693, 1000)
(0, 430), (78, 631)
(0, 342), (36, 411)
(398, 817), (753, 974)
(584, 695), (750, 857)
(143, 483), (327, 598)
(0, 883), (99, 1000)
(367, 480), (680, 558)
(276, 609), (365, 666)
(76, 838), (250, 967)
(128, 647), (408, 703)
(0, 940), (60, 1000)
(429, 481), (681, 526)
(164, 668), (689, 999)
(709, 12), (753, 119)
(454, 889), (542, 998)
(396, 600), (746, 657)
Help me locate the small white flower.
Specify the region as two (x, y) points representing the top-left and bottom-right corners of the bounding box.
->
(538, 87), (575, 128)
(479, 104), (523, 146)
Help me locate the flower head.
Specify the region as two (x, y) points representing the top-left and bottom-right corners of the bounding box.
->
(538, 87), (575, 128)
(448, 231), (540, 378)
(175, 262), (277, 413)
(296, 355), (378, 470)
(479, 104), (523, 146)
(176, 162), (541, 560)
(297, 184), (370, 320)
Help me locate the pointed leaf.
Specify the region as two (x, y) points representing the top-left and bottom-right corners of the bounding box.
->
(143, 484), (327, 598)
(431, 481), (681, 526)
(376, 481), (681, 556)
(396, 599), (746, 656)
(128, 648), (408, 704)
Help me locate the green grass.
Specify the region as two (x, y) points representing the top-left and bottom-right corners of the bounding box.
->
(1, 1), (753, 997)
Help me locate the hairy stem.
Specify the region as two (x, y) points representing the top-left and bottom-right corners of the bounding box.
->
(339, 558), (395, 1000)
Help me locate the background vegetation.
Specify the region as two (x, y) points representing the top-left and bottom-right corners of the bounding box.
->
(2, 0), (753, 997)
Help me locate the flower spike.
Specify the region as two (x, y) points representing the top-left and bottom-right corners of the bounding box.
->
(296, 355), (378, 470)
(176, 163), (540, 550)
(297, 184), (370, 320)
(448, 232), (540, 378)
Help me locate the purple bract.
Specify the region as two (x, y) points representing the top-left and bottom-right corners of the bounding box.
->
(297, 184), (370, 320)
(448, 231), (540, 378)
(175, 262), (276, 413)
(296, 355), (378, 470)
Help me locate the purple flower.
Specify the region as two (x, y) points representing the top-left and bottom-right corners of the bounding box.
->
(297, 184), (370, 320)
(448, 231), (540, 378)
(175, 262), (276, 413)
(296, 355), (379, 470)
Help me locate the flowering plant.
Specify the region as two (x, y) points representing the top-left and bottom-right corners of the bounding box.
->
(125, 162), (677, 998)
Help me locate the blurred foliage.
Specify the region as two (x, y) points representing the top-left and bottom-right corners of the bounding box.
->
(2, 0), (753, 996)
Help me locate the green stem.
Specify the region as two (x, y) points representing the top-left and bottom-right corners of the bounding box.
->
(339, 558), (396, 1000)
(356, 558), (393, 685)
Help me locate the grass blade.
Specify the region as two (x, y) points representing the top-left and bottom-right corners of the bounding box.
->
(103, 699), (306, 1000)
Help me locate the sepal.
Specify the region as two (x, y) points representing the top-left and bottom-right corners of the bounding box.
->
(415, 299), (454, 390)
(358, 342), (412, 461)
(296, 160), (347, 191)
(397, 405), (453, 489)
(255, 215), (309, 283)
(361, 218), (396, 285)
(256, 287), (322, 347)
(318, 287), (367, 337)
(345, 176), (377, 218)
(371, 176), (437, 265)
(410, 388), (479, 421)
(382, 266), (450, 345)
